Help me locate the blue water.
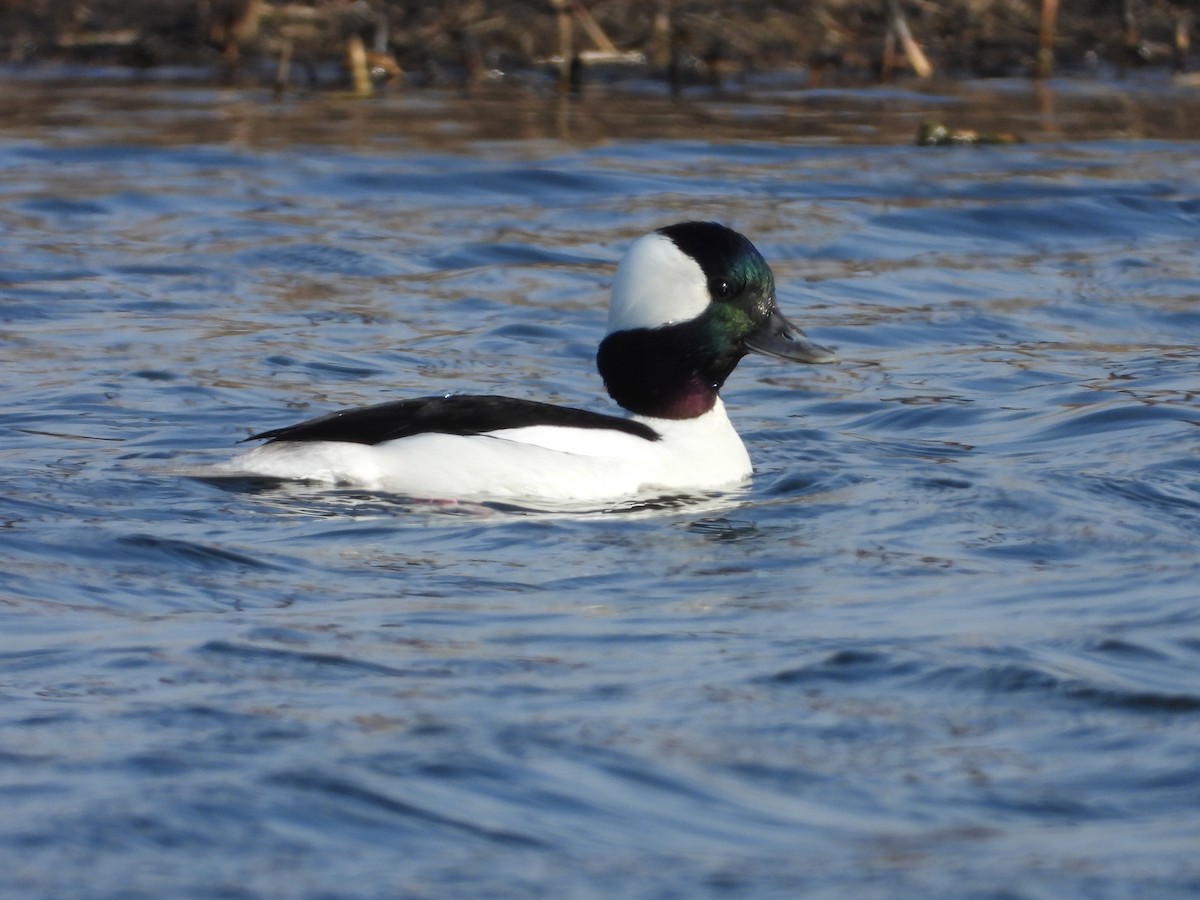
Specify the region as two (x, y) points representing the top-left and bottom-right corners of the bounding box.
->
(2, 81), (1199, 898)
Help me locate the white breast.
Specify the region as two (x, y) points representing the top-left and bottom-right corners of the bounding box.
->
(223, 400), (752, 505)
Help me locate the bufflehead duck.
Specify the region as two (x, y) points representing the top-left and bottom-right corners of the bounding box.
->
(227, 221), (837, 504)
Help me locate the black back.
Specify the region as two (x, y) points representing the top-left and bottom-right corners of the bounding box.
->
(245, 394), (660, 445)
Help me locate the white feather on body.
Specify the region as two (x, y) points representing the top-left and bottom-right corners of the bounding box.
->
(607, 233), (711, 333)
(224, 400), (752, 503)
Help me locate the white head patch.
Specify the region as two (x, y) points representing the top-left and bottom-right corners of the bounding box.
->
(606, 232), (710, 334)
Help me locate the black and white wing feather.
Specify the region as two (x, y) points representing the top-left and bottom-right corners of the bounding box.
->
(245, 394), (659, 446)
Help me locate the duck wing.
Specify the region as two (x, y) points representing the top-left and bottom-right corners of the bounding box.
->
(244, 394), (659, 445)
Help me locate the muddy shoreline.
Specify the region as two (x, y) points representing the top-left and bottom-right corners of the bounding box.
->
(0, 1), (1194, 92)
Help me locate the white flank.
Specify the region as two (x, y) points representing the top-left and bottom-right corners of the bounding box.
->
(224, 401), (752, 504)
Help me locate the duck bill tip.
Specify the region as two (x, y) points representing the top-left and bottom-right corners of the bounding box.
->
(745, 325), (838, 365)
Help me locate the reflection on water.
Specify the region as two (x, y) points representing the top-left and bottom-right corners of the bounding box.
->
(1, 75), (1200, 149)
(1, 81), (1199, 898)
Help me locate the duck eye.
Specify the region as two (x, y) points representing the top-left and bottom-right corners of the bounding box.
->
(711, 279), (732, 300)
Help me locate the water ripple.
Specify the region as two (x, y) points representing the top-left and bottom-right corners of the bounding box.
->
(2, 88), (1200, 898)
(266, 770), (549, 848)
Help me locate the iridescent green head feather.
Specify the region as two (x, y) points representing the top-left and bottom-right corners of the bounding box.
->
(598, 221), (836, 420)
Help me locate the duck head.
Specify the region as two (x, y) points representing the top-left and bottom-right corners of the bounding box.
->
(597, 221), (837, 420)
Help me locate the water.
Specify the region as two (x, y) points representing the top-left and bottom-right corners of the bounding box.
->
(1, 78), (1199, 898)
